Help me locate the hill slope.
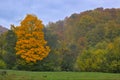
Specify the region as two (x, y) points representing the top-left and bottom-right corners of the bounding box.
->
(0, 25), (8, 34)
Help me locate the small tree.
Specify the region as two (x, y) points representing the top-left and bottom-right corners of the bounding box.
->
(14, 14), (50, 63)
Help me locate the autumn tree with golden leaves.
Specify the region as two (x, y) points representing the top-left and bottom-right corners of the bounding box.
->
(14, 14), (50, 63)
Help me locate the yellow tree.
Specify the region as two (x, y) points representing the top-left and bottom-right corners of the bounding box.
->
(14, 14), (50, 63)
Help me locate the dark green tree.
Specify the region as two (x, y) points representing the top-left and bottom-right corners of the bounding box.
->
(4, 30), (17, 69)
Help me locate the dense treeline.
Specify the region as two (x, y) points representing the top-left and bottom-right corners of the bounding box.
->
(0, 8), (120, 73)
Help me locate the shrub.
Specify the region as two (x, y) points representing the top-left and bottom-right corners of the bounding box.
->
(0, 59), (6, 69)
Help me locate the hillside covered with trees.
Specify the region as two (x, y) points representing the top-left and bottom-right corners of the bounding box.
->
(0, 8), (120, 73)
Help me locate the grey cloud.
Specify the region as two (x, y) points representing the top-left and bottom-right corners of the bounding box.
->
(0, 0), (120, 28)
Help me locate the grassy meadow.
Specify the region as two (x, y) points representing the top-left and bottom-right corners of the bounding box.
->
(0, 70), (120, 80)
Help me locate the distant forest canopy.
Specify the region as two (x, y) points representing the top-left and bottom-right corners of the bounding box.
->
(0, 7), (120, 73)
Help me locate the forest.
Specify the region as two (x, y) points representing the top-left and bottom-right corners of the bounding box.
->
(0, 8), (120, 73)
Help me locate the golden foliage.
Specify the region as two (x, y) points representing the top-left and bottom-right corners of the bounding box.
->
(14, 14), (50, 63)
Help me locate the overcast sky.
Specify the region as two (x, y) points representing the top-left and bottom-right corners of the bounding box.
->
(0, 0), (120, 28)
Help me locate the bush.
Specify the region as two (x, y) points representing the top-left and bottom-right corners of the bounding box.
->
(0, 59), (6, 69)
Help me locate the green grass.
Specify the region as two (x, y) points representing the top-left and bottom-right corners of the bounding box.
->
(0, 69), (120, 80)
